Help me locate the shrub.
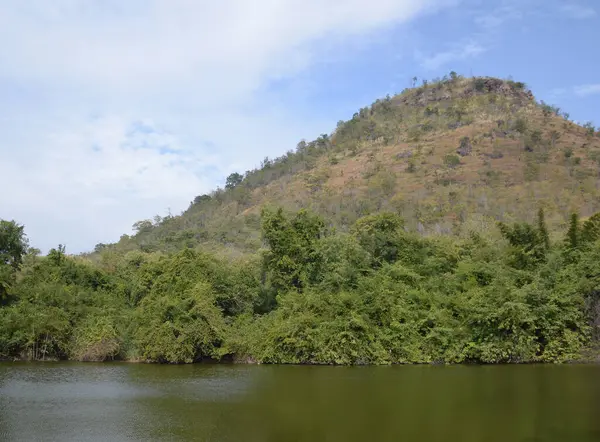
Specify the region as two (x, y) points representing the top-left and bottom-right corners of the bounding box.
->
(564, 147), (573, 159)
(71, 316), (121, 362)
(474, 78), (487, 92)
(583, 122), (595, 137)
(514, 117), (528, 134)
(444, 154), (461, 168)
(456, 137), (472, 156)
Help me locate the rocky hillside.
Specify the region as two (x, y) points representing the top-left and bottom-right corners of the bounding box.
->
(94, 74), (600, 256)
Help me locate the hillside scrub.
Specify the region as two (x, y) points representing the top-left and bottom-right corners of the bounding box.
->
(1, 209), (599, 364)
(99, 75), (600, 257)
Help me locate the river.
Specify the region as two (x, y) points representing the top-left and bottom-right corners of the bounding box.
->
(0, 363), (598, 441)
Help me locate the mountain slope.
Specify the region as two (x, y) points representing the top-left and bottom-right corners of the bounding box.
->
(95, 75), (600, 256)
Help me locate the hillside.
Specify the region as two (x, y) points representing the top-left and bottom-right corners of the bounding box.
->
(95, 75), (600, 256)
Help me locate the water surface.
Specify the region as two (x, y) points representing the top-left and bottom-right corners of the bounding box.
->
(1, 363), (598, 441)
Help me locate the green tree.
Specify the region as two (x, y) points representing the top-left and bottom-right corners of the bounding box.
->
(582, 213), (600, 243)
(134, 281), (226, 363)
(352, 212), (404, 265)
(261, 208), (325, 294)
(498, 213), (549, 270)
(566, 213), (580, 249)
(47, 244), (66, 266)
(583, 122), (595, 137)
(537, 208), (550, 251)
(0, 220), (28, 300)
(225, 172), (244, 190)
(193, 194), (212, 205)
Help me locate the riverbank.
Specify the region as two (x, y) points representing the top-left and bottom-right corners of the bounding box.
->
(3, 348), (599, 365)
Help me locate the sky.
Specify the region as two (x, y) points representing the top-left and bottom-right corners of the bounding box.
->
(1, 0), (599, 253)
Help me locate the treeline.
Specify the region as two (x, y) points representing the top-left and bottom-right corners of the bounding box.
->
(1, 210), (599, 364)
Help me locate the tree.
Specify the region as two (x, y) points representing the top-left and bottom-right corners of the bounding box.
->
(225, 172), (243, 190)
(498, 210), (549, 270)
(0, 220), (28, 270)
(582, 213), (600, 243)
(352, 212), (404, 265)
(261, 208), (325, 294)
(193, 194), (212, 205)
(296, 140), (307, 153)
(566, 213), (580, 249)
(0, 220), (28, 300)
(583, 122), (595, 137)
(537, 208), (550, 251)
(48, 244), (66, 266)
(132, 220), (153, 234)
(94, 243), (108, 253)
(549, 130), (561, 148)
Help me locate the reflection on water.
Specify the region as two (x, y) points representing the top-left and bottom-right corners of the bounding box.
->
(0, 363), (599, 441)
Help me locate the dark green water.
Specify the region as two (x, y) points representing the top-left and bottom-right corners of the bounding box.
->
(0, 363), (598, 442)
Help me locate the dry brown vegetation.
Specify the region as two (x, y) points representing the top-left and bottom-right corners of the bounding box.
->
(94, 75), (600, 256)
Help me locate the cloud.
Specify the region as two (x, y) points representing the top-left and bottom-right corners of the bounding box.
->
(547, 88), (567, 101)
(0, 115), (215, 252)
(0, 0), (454, 94)
(559, 4), (596, 19)
(574, 84), (600, 97)
(474, 4), (523, 29)
(419, 42), (486, 70)
(0, 0), (455, 252)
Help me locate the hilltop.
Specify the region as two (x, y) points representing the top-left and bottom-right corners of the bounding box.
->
(95, 74), (600, 256)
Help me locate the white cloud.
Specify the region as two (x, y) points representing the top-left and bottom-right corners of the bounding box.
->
(574, 84), (600, 97)
(419, 42), (486, 70)
(559, 4), (596, 19)
(0, 0), (455, 252)
(546, 87), (567, 101)
(474, 4), (523, 29)
(0, 115), (213, 252)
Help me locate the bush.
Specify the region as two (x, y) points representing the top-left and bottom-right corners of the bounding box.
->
(514, 117), (528, 134)
(71, 316), (121, 362)
(444, 154), (461, 168)
(133, 281), (226, 363)
(474, 78), (487, 92)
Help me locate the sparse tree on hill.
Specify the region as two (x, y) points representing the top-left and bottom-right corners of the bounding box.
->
(225, 172), (244, 190)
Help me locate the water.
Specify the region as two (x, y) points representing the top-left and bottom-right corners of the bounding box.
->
(0, 363), (599, 442)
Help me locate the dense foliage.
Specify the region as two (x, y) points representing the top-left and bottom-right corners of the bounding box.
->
(1, 209), (599, 364)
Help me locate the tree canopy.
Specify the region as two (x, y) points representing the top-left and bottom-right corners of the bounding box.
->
(0, 220), (28, 301)
(1, 208), (599, 364)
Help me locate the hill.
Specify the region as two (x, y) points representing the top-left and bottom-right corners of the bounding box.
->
(2, 73), (600, 364)
(95, 74), (600, 257)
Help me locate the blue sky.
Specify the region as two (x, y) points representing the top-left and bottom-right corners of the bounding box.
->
(0, 0), (598, 253)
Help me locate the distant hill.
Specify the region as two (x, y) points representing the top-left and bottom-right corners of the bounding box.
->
(92, 74), (600, 257)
